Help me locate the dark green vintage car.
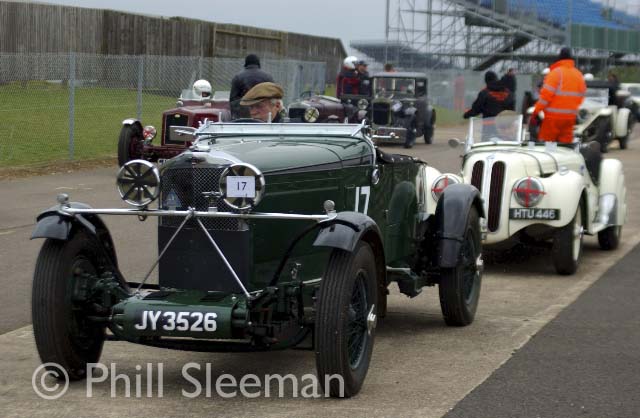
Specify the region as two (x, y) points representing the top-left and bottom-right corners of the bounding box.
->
(31, 122), (484, 397)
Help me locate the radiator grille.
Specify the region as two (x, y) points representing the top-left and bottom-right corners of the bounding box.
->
(288, 108), (306, 121)
(159, 166), (241, 231)
(488, 162), (505, 232)
(164, 113), (190, 145)
(372, 103), (389, 125)
(471, 161), (484, 191)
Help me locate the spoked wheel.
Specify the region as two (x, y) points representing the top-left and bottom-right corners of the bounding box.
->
(438, 207), (482, 326)
(32, 231), (108, 380)
(316, 242), (378, 398)
(552, 205), (584, 275)
(596, 118), (612, 153)
(117, 124), (143, 167)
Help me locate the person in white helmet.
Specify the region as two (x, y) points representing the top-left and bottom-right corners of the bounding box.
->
(192, 79), (212, 100)
(336, 55), (360, 97)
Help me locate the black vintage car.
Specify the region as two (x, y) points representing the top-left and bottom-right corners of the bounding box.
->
(369, 72), (436, 148)
(288, 72), (436, 148)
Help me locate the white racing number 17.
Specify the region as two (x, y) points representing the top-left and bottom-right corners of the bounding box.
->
(354, 186), (371, 215)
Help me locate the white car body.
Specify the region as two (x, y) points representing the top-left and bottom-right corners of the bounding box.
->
(574, 82), (633, 150)
(446, 115), (626, 274)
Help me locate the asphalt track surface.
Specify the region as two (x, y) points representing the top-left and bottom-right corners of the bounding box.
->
(445, 242), (640, 418)
(0, 126), (639, 417)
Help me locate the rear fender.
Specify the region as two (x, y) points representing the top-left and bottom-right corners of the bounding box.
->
(615, 108), (631, 138)
(599, 159), (626, 226)
(435, 184), (484, 268)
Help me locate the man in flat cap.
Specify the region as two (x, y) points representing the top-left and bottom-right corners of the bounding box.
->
(239, 82), (285, 122)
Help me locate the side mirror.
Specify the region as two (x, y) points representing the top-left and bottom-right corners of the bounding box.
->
(169, 126), (196, 142)
(448, 138), (462, 148)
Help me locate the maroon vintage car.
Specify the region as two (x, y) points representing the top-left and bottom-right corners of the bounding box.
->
(117, 83), (231, 166)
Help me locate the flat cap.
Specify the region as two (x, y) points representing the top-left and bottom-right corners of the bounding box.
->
(240, 82), (284, 105)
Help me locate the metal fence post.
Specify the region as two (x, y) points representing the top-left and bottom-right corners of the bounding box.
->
(137, 56), (144, 120)
(68, 53), (75, 160)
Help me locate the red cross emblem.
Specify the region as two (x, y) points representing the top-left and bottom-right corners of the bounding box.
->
(513, 177), (545, 207)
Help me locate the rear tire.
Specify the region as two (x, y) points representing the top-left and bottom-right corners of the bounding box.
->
(552, 205), (583, 275)
(316, 242), (378, 398)
(438, 207), (482, 326)
(117, 124), (142, 167)
(598, 225), (622, 250)
(32, 231), (107, 381)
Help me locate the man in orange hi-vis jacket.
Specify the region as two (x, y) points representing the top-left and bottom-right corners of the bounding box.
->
(533, 47), (586, 143)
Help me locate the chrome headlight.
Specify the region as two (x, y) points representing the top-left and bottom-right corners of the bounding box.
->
(513, 177), (545, 207)
(143, 125), (157, 142)
(116, 160), (160, 207)
(304, 107), (320, 123)
(357, 98), (369, 110)
(391, 101), (403, 113)
(431, 174), (460, 201)
(219, 163), (266, 211)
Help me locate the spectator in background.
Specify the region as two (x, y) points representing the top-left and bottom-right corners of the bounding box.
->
(383, 63), (396, 72)
(230, 54), (274, 119)
(501, 68), (517, 93)
(356, 60), (371, 96)
(464, 71), (515, 119)
(607, 71), (620, 106)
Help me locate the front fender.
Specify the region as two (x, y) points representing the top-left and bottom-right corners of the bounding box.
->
(31, 202), (118, 266)
(436, 183), (484, 268)
(122, 118), (140, 126)
(313, 211), (381, 253)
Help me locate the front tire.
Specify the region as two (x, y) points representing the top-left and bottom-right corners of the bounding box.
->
(423, 124), (434, 144)
(32, 231), (107, 381)
(552, 205), (583, 275)
(438, 207), (482, 326)
(117, 124), (143, 167)
(315, 242), (378, 398)
(598, 225), (622, 250)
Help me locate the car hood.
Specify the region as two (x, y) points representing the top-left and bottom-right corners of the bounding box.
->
(169, 138), (372, 174)
(464, 145), (584, 178)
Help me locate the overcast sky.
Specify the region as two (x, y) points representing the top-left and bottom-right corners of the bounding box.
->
(33, 0), (388, 50)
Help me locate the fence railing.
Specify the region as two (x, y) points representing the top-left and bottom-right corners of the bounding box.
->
(0, 53), (326, 166)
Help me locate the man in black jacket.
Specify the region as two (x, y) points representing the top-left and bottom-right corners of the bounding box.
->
(464, 71), (515, 119)
(501, 68), (517, 93)
(230, 54), (274, 119)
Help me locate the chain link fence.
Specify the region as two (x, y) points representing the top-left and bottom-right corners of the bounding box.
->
(0, 53), (326, 167)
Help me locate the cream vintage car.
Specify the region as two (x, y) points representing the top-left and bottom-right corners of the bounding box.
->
(445, 113), (626, 275)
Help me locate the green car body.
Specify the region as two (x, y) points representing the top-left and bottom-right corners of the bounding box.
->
(31, 122), (484, 397)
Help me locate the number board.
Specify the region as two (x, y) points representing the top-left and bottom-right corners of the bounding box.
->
(226, 176), (256, 198)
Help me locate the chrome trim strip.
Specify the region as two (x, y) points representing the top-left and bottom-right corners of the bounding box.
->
(60, 207), (335, 222)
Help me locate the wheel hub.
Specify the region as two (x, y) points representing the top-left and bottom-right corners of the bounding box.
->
(366, 304), (377, 336)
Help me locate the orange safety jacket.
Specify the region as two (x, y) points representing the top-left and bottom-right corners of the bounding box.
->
(533, 59), (586, 120)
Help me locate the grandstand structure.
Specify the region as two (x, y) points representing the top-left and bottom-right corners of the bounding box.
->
(352, 0), (640, 73)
